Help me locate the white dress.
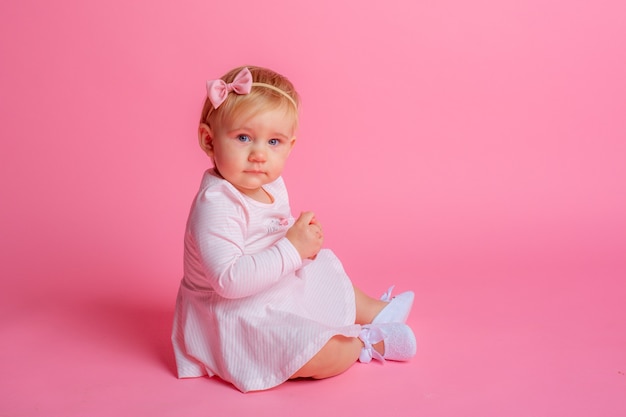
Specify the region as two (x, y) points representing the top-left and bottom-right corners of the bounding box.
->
(172, 169), (360, 392)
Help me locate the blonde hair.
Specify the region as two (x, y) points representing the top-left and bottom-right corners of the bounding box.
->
(200, 66), (300, 133)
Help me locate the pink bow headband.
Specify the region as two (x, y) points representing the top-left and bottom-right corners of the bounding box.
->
(206, 67), (297, 110)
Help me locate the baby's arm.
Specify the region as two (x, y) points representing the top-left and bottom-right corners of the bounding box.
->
(190, 198), (302, 299)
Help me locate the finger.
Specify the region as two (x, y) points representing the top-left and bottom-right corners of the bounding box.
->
(310, 217), (322, 231)
(297, 211), (316, 225)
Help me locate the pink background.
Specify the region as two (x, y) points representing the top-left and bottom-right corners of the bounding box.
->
(1, 0), (625, 416)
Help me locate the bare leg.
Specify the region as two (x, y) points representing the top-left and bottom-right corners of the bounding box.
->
(290, 335), (385, 380)
(354, 285), (388, 325)
(290, 335), (362, 379)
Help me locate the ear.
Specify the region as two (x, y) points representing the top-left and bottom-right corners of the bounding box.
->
(198, 123), (214, 156)
(288, 137), (296, 152)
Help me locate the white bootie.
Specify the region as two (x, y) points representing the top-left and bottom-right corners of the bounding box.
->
(372, 285), (415, 324)
(358, 322), (417, 363)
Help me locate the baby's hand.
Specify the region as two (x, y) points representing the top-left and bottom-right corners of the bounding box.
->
(286, 211), (324, 260)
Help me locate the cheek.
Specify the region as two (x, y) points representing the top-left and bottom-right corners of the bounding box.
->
(215, 152), (238, 167)
(213, 143), (239, 162)
(270, 152), (289, 166)
(276, 146), (292, 158)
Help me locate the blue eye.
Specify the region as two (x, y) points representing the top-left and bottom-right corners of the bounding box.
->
(237, 135), (251, 142)
(268, 139), (279, 146)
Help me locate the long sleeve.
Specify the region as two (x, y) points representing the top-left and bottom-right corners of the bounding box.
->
(183, 176), (302, 299)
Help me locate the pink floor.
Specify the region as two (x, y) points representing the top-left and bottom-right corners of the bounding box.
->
(3, 255), (625, 416)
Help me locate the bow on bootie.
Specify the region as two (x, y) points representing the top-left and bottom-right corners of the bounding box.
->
(206, 67), (253, 109)
(358, 322), (417, 363)
(358, 324), (385, 363)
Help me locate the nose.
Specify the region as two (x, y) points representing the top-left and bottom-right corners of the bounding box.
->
(248, 144), (267, 162)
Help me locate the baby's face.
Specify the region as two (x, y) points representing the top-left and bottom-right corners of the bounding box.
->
(207, 106), (296, 200)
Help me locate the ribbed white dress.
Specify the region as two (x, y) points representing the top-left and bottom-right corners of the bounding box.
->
(172, 169), (360, 392)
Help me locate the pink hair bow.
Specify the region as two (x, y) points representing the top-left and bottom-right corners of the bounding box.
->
(206, 67), (253, 109)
